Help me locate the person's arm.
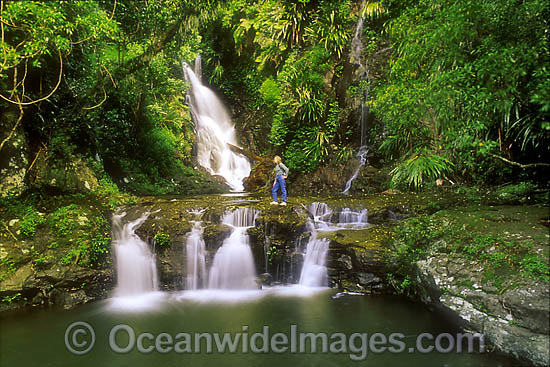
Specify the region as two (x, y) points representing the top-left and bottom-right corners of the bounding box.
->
(280, 163), (289, 177)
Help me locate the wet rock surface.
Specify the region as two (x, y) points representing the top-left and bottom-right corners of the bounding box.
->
(27, 154), (99, 194)
(127, 194), (409, 290)
(319, 226), (393, 293)
(2, 189), (547, 367)
(416, 256), (549, 366)
(0, 196), (114, 312)
(411, 205), (550, 367)
(0, 259), (113, 312)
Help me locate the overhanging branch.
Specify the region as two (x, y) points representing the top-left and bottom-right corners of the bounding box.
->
(490, 153), (550, 169)
(0, 48), (63, 106)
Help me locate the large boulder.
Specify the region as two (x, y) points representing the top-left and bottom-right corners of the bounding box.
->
(0, 196), (114, 312)
(321, 226), (393, 293)
(416, 254), (550, 367)
(27, 153), (99, 193)
(243, 157), (273, 192)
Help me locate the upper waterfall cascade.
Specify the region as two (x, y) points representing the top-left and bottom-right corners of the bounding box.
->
(183, 61), (251, 191)
(343, 2), (371, 194)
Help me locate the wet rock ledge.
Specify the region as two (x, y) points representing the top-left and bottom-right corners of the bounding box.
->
(2, 191), (548, 367)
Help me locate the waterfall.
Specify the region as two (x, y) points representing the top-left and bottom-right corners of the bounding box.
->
(349, 1), (370, 147)
(299, 235), (329, 287)
(220, 207), (259, 227)
(264, 221), (271, 274)
(185, 221), (208, 290)
(342, 146), (369, 194)
(350, 1), (366, 66)
(183, 61), (251, 191)
(307, 202), (369, 230)
(308, 202), (333, 219)
(112, 211), (159, 296)
(342, 3), (371, 194)
(299, 203), (330, 287)
(298, 201), (372, 287)
(208, 208), (259, 289)
(339, 207), (368, 224)
(193, 54), (202, 82)
(307, 202), (332, 230)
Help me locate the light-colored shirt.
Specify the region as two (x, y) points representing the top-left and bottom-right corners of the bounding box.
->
(274, 163), (289, 177)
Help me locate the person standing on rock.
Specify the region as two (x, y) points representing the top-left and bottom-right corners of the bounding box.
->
(270, 155), (289, 206)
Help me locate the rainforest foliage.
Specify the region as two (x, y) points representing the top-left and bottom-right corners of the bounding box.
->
(1, 0), (548, 194)
(376, 0), (549, 187)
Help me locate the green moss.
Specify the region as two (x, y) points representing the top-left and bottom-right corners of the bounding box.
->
(1, 292), (21, 304)
(458, 279), (475, 289)
(0, 258), (18, 282)
(388, 203), (549, 294)
(318, 226), (392, 250)
(482, 268), (509, 291)
(266, 246), (280, 265)
(0, 196), (46, 239)
(520, 254), (550, 282)
(60, 250), (78, 266)
(19, 208), (45, 238)
(48, 204), (82, 237)
(153, 233), (171, 247)
(31, 251), (51, 267)
(495, 182), (537, 200)
(95, 177), (136, 210)
(339, 280), (357, 290)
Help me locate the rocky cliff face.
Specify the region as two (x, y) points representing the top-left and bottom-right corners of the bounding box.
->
(0, 197), (114, 312)
(1, 107), (103, 198)
(400, 203), (550, 367)
(416, 248), (549, 366)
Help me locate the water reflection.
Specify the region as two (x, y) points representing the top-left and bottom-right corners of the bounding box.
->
(0, 291), (516, 367)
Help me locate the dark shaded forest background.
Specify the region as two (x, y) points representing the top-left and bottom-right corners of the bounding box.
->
(1, 0), (548, 196)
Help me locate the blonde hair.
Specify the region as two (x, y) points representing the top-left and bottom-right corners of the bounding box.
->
(273, 155), (282, 164)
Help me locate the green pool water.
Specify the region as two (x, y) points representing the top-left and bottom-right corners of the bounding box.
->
(0, 288), (516, 367)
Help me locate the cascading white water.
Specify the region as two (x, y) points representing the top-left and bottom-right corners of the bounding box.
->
(299, 235), (329, 287)
(350, 1), (366, 70)
(185, 221), (208, 290)
(343, 3), (371, 194)
(193, 54), (202, 82)
(350, 1), (369, 147)
(221, 207), (259, 227)
(208, 208), (259, 289)
(298, 201), (372, 287)
(299, 202), (332, 287)
(308, 202), (332, 230)
(309, 202), (333, 219)
(307, 202), (369, 230)
(342, 146), (368, 195)
(183, 62), (251, 191)
(112, 211), (159, 296)
(299, 210), (329, 287)
(338, 208), (368, 225)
